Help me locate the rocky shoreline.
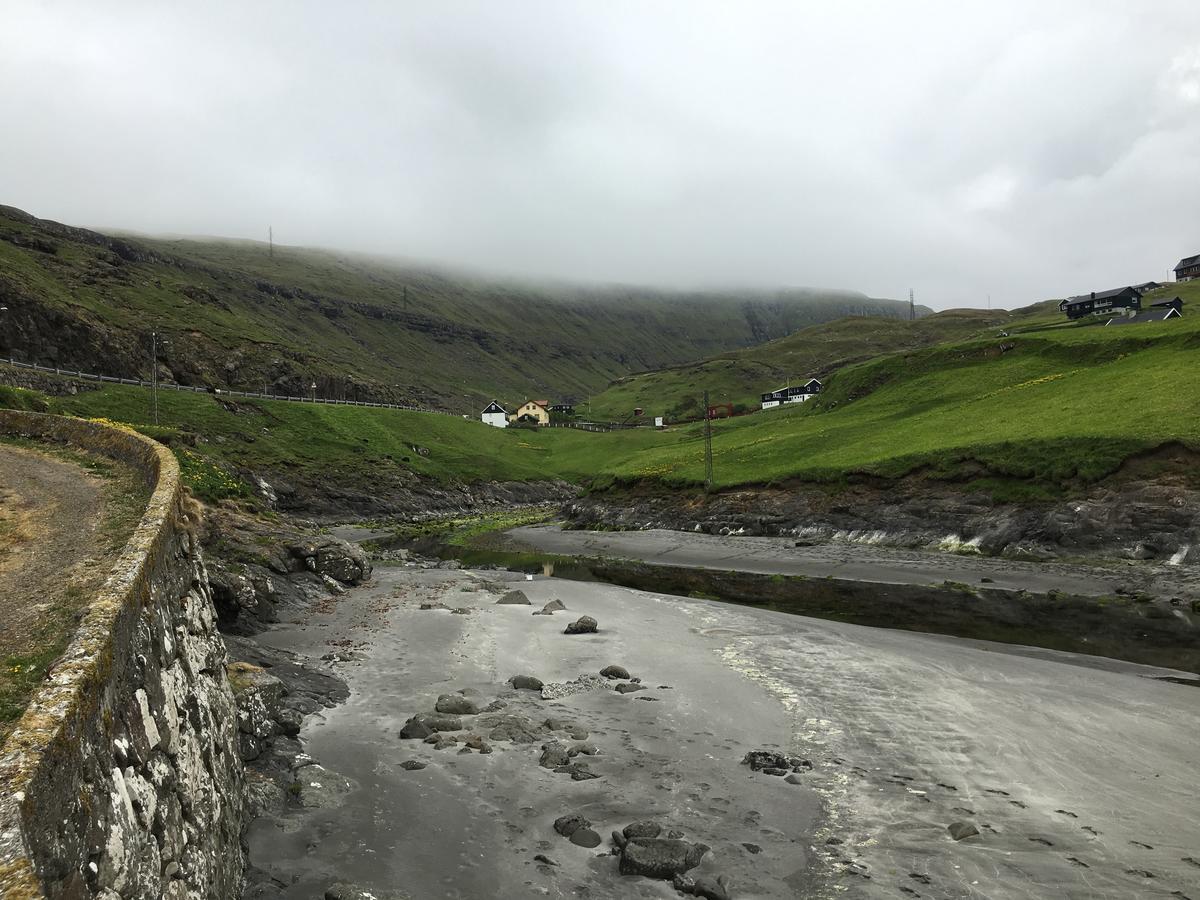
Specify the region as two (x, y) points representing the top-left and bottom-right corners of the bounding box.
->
(565, 454), (1200, 563)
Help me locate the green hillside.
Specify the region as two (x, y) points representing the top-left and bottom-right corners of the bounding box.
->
(586, 305), (1052, 420)
(0, 204), (917, 413)
(4, 280), (1196, 506)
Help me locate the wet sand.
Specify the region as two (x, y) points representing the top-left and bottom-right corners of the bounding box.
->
(244, 563), (1200, 899)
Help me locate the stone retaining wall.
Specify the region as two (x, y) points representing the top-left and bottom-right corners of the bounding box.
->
(0, 411), (244, 898)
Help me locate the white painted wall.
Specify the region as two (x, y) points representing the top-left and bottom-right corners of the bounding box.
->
(481, 411), (508, 428)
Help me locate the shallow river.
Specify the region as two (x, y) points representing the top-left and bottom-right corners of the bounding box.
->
(245, 563), (1200, 899)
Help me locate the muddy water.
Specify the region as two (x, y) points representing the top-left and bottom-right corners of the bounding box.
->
(244, 563), (1200, 900)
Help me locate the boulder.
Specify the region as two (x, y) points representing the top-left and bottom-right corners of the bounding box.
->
(674, 873), (732, 900)
(509, 674), (544, 691)
(564, 615), (599, 634)
(600, 665), (631, 679)
(623, 820), (662, 840)
(399, 713), (462, 739)
(289, 537), (371, 585)
(539, 743), (571, 768)
(619, 838), (710, 879)
(554, 813), (591, 837)
(497, 590), (532, 605)
(948, 821), (980, 841)
(399, 760), (426, 771)
(742, 749), (788, 772)
(435, 693), (480, 715)
(570, 827), (602, 848)
(615, 683), (645, 694)
(487, 714), (545, 743)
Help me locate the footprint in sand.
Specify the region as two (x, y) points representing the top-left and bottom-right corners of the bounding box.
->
(1009, 800), (1028, 809)
(1130, 840), (1153, 850)
(1066, 857), (1090, 868)
(1081, 826), (1101, 836)
(1055, 809), (1078, 818)
(984, 788), (1010, 796)
(936, 783), (958, 791)
(1125, 868), (1156, 878)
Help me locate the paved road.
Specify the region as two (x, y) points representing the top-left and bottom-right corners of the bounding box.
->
(0, 444), (106, 659)
(507, 524), (1200, 600)
(246, 567), (1200, 899)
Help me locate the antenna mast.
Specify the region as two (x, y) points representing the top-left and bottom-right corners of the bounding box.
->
(909, 288), (915, 321)
(269, 226), (274, 259)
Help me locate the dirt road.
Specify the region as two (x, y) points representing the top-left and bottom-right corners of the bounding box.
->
(0, 443), (107, 660)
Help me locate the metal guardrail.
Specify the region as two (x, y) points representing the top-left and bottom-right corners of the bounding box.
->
(1, 357), (455, 416)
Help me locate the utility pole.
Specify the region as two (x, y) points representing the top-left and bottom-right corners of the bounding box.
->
(269, 226), (274, 259)
(909, 288), (915, 321)
(703, 390), (714, 490)
(150, 331), (159, 425)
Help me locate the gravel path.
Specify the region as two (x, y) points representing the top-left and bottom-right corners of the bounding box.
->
(0, 443), (107, 659)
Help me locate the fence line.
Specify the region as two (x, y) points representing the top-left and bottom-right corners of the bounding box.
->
(1, 357), (455, 416)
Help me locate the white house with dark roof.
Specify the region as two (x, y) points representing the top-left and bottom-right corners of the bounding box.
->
(761, 379), (822, 410)
(481, 400), (508, 428)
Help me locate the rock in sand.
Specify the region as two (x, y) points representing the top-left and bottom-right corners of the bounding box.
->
(619, 838), (710, 879)
(435, 693), (480, 715)
(497, 590), (531, 605)
(399, 713), (463, 739)
(554, 813), (592, 837)
(564, 615), (599, 634)
(948, 821), (980, 841)
(508, 674), (544, 691)
(600, 665), (631, 679)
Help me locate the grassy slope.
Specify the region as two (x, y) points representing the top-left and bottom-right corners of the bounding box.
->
(6, 283), (1195, 501)
(586, 305), (1050, 419)
(0, 205), (916, 411)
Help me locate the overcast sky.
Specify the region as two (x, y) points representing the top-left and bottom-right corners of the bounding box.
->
(3, 1), (1199, 308)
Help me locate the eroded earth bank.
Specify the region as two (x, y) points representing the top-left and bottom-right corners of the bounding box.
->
(234, 551), (1200, 900)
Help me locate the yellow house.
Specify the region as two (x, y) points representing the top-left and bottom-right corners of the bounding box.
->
(509, 399), (550, 426)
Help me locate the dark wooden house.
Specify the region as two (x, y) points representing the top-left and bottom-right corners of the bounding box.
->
(1175, 254), (1200, 282)
(1059, 286), (1142, 320)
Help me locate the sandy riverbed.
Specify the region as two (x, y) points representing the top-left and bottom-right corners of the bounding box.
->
(244, 563), (1200, 900)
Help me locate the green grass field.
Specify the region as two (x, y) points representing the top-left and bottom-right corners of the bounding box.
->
(585, 303), (1067, 420)
(5, 280), (1196, 500)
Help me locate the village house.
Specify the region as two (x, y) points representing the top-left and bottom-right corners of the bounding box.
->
(1105, 298), (1184, 327)
(509, 399), (550, 426)
(548, 402), (575, 417)
(480, 400), (508, 428)
(1174, 254), (1200, 282)
(761, 379), (822, 410)
(1059, 286), (1143, 320)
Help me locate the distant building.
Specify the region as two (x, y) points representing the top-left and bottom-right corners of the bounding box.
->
(481, 400), (508, 428)
(1174, 254), (1200, 282)
(1133, 281), (1162, 292)
(509, 399), (550, 426)
(761, 379), (823, 410)
(1059, 286), (1143, 320)
(548, 402), (575, 416)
